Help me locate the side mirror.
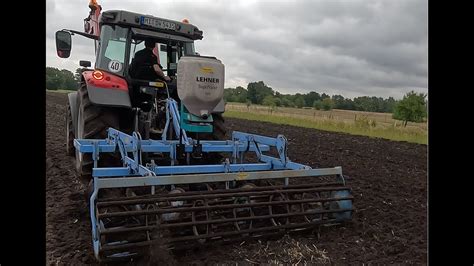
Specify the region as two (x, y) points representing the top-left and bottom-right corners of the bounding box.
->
(79, 60), (91, 68)
(56, 30), (72, 58)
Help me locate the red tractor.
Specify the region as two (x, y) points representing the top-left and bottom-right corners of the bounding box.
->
(56, 0), (226, 181)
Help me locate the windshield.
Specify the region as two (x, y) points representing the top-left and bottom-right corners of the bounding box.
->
(96, 25), (198, 77)
(96, 25), (129, 76)
(129, 35), (196, 77)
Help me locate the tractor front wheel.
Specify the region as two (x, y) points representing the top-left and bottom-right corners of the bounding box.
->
(66, 102), (75, 156)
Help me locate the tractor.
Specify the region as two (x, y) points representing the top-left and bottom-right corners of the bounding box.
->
(55, 0), (353, 262)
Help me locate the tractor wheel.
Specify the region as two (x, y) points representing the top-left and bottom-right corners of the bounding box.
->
(75, 82), (120, 181)
(211, 113), (227, 140)
(193, 113), (227, 141)
(195, 113), (227, 165)
(66, 101), (75, 156)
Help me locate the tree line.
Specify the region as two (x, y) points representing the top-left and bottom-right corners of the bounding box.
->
(46, 67), (427, 125)
(224, 81), (399, 113)
(225, 81), (427, 125)
(46, 67), (83, 90)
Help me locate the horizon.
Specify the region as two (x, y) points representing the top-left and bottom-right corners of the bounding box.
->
(46, 65), (421, 101)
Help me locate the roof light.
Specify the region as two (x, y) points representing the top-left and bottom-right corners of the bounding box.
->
(89, 0), (99, 8)
(182, 18), (189, 24)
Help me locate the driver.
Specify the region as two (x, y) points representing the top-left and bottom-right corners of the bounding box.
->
(129, 38), (171, 82)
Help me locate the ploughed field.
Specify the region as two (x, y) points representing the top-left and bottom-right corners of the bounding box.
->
(46, 91), (427, 265)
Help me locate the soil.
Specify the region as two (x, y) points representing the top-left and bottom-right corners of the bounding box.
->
(46, 91), (427, 265)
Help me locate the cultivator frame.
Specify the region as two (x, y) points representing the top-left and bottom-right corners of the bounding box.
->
(74, 98), (354, 261)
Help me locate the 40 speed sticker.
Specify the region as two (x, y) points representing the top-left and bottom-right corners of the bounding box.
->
(108, 60), (123, 73)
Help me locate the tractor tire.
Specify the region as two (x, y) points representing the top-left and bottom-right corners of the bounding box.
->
(75, 82), (120, 181)
(211, 113), (227, 140)
(192, 113), (227, 141)
(195, 113), (227, 165)
(66, 102), (75, 156)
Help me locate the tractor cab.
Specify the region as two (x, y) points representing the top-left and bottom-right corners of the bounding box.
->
(56, 9), (224, 140)
(56, 10), (202, 99)
(92, 11), (202, 104)
(96, 15), (202, 76)
(94, 13), (201, 75)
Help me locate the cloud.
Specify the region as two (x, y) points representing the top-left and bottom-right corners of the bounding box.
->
(46, 0), (427, 99)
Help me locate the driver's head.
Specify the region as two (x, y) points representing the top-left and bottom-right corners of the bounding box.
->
(144, 39), (155, 49)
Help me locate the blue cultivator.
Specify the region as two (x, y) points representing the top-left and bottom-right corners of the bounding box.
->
(74, 99), (354, 261)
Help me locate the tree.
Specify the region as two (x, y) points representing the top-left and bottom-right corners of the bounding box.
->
(353, 96), (371, 111)
(262, 95), (276, 107)
(304, 91), (321, 107)
(294, 97), (305, 108)
(392, 91), (427, 126)
(247, 81), (274, 104)
(46, 67), (77, 90)
(61, 69), (77, 89)
(383, 97), (397, 113)
(342, 98), (355, 110)
(224, 86), (248, 103)
(321, 93), (330, 99)
(313, 100), (322, 110)
(281, 97), (293, 107)
(234, 86), (248, 103)
(322, 98), (333, 111)
(46, 67), (62, 90)
(227, 82), (404, 113)
(75, 68), (85, 83)
(331, 95), (345, 109)
(274, 97), (282, 107)
(224, 88), (235, 102)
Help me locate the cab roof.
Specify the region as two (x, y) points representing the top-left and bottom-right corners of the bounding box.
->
(100, 10), (203, 40)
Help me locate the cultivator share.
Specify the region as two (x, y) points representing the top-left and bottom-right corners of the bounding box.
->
(56, 0), (354, 262)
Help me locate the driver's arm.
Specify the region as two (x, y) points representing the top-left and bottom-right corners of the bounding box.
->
(153, 64), (171, 81)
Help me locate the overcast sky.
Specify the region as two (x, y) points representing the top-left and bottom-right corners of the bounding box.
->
(46, 0), (427, 99)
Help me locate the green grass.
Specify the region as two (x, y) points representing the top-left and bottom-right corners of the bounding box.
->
(224, 110), (427, 145)
(46, 89), (75, 93)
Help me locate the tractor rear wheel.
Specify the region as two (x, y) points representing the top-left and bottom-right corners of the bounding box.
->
(211, 113), (227, 140)
(75, 82), (120, 181)
(66, 102), (75, 156)
(195, 113), (227, 165)
(191, 113), (227, 141)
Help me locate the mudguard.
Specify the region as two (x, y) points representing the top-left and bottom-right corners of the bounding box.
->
(82, 70), (131, 108)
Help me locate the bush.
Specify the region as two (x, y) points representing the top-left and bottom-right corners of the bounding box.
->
(313, 100), (322, 110)
(322, 98), (333, 111)
(355, 115), (376, 129)
(262, 95), (277, 107)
